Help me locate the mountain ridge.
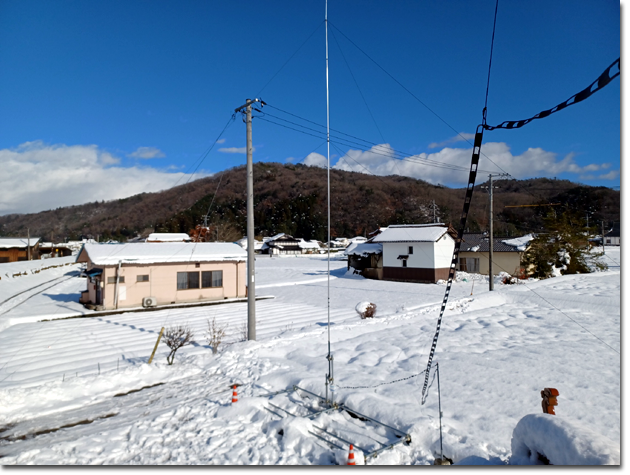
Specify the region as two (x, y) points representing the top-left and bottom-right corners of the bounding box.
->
(0, 163), (620, 242)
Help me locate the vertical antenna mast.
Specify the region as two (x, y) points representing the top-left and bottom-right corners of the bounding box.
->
(325, 0), (334, 406)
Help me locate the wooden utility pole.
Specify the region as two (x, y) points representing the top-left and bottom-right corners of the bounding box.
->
(27, 228), (31, 261)
(235, 98), (264, 341)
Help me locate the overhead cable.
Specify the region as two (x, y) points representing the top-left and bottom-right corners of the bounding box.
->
(484, 58), (620, 131)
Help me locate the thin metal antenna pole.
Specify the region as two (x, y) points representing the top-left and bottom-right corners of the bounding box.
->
(437, 362), (443, 460)
(325, 0), (334, 406)
(489, 174), (494, 291)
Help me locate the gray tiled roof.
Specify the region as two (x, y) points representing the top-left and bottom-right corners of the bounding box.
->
(460, 233), (521, 253)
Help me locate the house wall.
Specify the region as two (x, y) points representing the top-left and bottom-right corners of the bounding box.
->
(381, 235), (454, 283)
(458, 251), (522, 276)
(88, 260), (246, 310)
(0, 247), (39, 263)
(382, 242), (436, 267)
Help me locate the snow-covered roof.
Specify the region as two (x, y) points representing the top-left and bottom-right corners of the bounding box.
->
(345, 242), (383, 256)
(264, 233), (289, 242)
(298, 239), (321, 250)
(461, 233), (525, 253)
(77, 242), (247, 266)
(501, 234), (534, 252)
(0, 237), (41, 249)
(235, 237), (263, 250)
(371, 224), (449, 243)
(146, 233), (191, 242)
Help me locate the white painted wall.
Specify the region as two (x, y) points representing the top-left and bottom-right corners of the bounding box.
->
(433, 234), (455, 268)
(382, 234), (455, 269)
(382, 242), (436, 268)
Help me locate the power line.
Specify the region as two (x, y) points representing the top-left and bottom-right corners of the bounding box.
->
(328, 22), (512, 178)
(258, 112), (497, 175)
(329, 26), (386, 143)
(256, 21), (324, 97)
(483, 0), (500, 122)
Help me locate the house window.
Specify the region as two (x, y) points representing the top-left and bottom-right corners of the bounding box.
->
(107, 276), (125, 284)
(177, 271), (199, 290)
(606, 238), (611, 244)
(202, 270), (223, 288)
(459, 258), (479, 273)
(402, 259), (407, 268)
(408, 246), (413, 254)
(195, 262), (201, 268)
(0, 257), (9, 263)
(137, 275), (149, 282)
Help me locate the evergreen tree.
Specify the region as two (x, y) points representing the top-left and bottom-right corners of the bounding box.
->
(523, 210), (605, 278)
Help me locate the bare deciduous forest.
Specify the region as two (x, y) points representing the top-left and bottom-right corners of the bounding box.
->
(0, 163), (620, 242)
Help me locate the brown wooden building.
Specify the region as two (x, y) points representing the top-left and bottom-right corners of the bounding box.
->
(0, 237), (41, 263)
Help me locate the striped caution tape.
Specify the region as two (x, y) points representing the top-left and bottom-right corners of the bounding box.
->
(421, 125), (484, 404)
(484, 58), (619, 131)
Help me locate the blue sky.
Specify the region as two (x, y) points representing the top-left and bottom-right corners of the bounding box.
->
(0, 0), (620, 215)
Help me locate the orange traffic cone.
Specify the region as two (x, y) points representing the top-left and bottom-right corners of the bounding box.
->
(347, 444), (356, 465)
(232, 385), (238, 404)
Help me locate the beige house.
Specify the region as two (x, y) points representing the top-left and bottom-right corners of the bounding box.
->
(77, 242), (247, 310)
(459, 233), (524, 276)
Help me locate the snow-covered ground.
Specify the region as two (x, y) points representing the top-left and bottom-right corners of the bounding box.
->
(0, 249), (620, 464)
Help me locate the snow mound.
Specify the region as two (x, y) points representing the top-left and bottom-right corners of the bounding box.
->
(510, 414), (620, 465)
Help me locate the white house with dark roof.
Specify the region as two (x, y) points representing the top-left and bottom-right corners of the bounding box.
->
(371, 224), (456, 283)
(76, 242), (247, 310)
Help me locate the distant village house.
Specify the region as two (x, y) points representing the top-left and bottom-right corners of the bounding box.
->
(146, 233), (192, 243)
(370, 224), (457, 283)
(458, 233), (526, 276)
(261, 233), (321, 255)
(77, 242), (247, 310)
(0, 237), (41, 263)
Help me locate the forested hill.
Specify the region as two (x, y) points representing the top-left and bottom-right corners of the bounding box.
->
(0, 162), (620, 242)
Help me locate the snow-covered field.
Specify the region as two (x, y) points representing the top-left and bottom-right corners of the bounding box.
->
(0, 249), (621, 465)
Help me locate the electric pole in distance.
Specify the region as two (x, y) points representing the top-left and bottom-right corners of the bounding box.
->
(234, 98), (265, 340)
(481, 173), (509, 291)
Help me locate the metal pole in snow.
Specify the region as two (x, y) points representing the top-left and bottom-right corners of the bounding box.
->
(437, 362), (444, 460)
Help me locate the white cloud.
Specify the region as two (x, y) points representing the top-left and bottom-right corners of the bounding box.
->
(216, 138), (226, 144)
(331, 142), (617, 185)
(0, 141), (210, 215)
(303, 152), (327, 168)
(428, 133), (475, 149)
(127, 146), (165, 159)
(218, 146), (254, 154)
(599, 170), (620, 180)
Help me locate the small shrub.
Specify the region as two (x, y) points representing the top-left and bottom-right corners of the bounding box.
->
(206, 318), (228, 354)
(162, 324), (194, 365)
(356, 301), (376, 319)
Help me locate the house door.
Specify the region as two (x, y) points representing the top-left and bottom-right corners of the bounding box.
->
(96, 282), (103, 305)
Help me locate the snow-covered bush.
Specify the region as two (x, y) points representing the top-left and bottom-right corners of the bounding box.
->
(355, 301), (376, 319)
